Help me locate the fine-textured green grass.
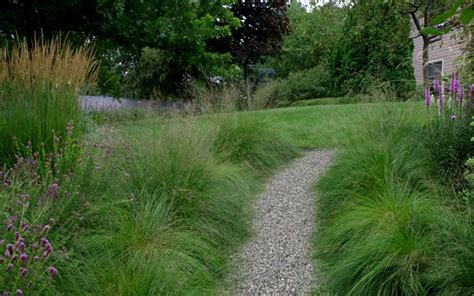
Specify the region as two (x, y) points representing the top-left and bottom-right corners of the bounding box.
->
(313, 106), (473, 295)
(51, 113), (299, 295)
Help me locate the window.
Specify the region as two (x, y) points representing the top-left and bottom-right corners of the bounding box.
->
(427, 61), (443, 80)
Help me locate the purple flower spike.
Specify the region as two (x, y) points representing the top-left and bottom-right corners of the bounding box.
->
(6, 263), (13, 272)
(6, 224), (13, 231)
(42, 225), (50, 234)
(6, 244), (14, 254)
(16, 289), (23, 296)
(434, 79), (440, 93)
(19, 267), (27, 278)
(451, 114), (456, 121)
(19, 253), (27, 262)
(459, 85), (464, 105)
(33, 255), (39, 262)
(49, 266), (58, 278)
(47, 183), (60, 198)
(425, 84), (431, 109)
(471, 84), (474, 99)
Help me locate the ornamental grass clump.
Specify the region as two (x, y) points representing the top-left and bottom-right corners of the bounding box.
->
(0, 37), (97, 166)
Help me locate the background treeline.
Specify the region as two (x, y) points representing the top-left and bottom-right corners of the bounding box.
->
(0, 0), (452, 103)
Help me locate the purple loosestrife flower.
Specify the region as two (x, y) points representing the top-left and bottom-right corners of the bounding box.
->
(425, 84), (431, 109)
(18, 242), (25, 252)
(471, 84), (474, 99)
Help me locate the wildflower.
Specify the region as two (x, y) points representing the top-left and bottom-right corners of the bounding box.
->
(471, 84), (474, 99)
(19, 253), (28, 262)
(459, 86), (464, 105)
(33, 256), (39, 262)
(3, 292), (8, 296)
(16, 289), (23, 296)
(48, 266), (58, 278)
(19, 267), (27, 278)
(18, 242), (26, 252)
(451, 114), (456, 121)
(42, 225), (50, 234)
(425, 84), (430, 109)
(27, 282), (33, 289)
(14, 232), (20, 240)
(434, 79), (440, 93)
(47, 183), (60, 198)
(6, 224), (13, 231)
(20, 222), (29, 232)
(6, 244), (14, 255)
(6, 263), (13, 272)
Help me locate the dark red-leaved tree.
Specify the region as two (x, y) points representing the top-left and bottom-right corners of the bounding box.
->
(231, 0), (290, 104)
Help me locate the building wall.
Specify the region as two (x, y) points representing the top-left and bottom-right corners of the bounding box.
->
(412, 29), (464, 85)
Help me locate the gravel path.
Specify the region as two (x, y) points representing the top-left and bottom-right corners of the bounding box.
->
(233, 150), (333, 295)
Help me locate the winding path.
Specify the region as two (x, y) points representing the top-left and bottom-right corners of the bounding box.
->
(233, 150), (333, 295)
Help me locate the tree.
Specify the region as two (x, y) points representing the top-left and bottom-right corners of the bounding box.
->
(229, 0), (290, 104)
(270, 1), (346, 78)
(331, 1), (415, 98)
(0, 0), (239, 98)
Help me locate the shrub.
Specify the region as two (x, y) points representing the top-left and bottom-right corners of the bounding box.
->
(0, 37), (97, 166)
(253, 64), (332, 107)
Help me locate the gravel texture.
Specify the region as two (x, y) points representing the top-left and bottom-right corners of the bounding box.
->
(233, 150), (333, 296)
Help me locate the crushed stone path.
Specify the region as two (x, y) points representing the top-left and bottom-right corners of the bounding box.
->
(233, 150), (333, 296)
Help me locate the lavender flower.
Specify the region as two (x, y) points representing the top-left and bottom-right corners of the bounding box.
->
(6, 244), (14, 255)
(19, 267), (27, 278)
(6, 263), (13, 272)
(47, 183), (60, 198)
(19, 253), (28, 262)
(16, 289), (22, 296)
(33, 255), (39, 262)
(48, 266), (58, 278)
(425, 84), (431, 109)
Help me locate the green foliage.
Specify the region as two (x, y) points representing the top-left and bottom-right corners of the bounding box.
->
(0, 38), (97, 166)
(269, 2), (346, 78)
(331, 2), (415, 99)
(314, 106), (473, 295)
(254, 64), (332, 107)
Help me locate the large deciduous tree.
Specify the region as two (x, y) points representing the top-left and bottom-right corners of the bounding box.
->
(229, 0), (290, 97)
(331, 1), (415, 98)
